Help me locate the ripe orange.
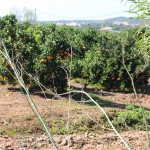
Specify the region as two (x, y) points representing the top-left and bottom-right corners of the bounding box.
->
(40, 59), (47, 63)
(47, 56), (53, 60)
(68, 54), (72, 58)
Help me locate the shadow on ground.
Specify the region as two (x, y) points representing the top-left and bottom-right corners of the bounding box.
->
(70, 85), (150, 110)
(71, 92), (126, 109)
(7, 85), (150, 110)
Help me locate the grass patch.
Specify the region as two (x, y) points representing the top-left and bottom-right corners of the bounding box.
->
(72, 78), (85, 84)
(0, 129), (4, 136)
(101, 105), (150, 130)
(6, 129), (18, 135)
(49, 115), (104, 135)
(88, 93), (114, 107)
(72, 92), (114, 107)
(88, 83), (105, 91)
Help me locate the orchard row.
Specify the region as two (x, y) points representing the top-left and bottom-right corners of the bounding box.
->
(0, 15), (149, 93)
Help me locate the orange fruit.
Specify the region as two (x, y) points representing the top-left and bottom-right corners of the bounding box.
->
(68, 54), (72, 58)
(47, 56), (53, 60)
(40, 59), (47, 63)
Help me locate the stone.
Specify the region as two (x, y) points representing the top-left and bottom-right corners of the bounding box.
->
(61, 139), (67, 146)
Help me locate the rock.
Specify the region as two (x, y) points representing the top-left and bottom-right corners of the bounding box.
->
(26, 138), (34, 143)
(61, 139), (67, 146)
(6, 148), (14, 150)
(85, 132), (88, 138)
(30, 142), (36, 147)
(55, 137), (62, 144)
(5, 142), (11, 146)
(88, 133), (95, 138)
(5, 141), (14, 149)
(3, 136), (9, 139)
(21, 143), (27, 147)
(36, 137), (45, 143)
(0, 147), (3, 150)
(37, 143), (44, 147)
(5, 143), (12, 149)
(69, 141), (73, 147)
(75, 136), (82, 141)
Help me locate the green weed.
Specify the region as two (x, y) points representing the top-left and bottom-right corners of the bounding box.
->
(0, 129), (4, 136)
(102, 105), (150, 130)
(6, 129), (18, 135)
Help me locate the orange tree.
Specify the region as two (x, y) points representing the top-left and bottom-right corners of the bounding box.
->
(33, 24), (70, 93)
(79, 29), (149, 91)
(0, 15), (68, 93)
(0, 14), (18, 84)
(0, 14), (149, 92)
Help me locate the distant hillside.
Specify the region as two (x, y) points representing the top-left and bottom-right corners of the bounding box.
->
(101, 16), (142, 25)
(37, 16), (143, 26)
(38, 20), (99, 24)
(103, 16), (128, 22)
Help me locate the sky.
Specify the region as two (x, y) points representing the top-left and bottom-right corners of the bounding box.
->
(0, 0), (132, 20)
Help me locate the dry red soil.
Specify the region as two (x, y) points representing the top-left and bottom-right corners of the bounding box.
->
(0, 84), (150, 150)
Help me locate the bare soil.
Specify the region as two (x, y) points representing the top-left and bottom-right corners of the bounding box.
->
(0, 84), (150, 150)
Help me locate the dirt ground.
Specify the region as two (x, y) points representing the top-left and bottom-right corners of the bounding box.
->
(0, 84), (150, 150)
